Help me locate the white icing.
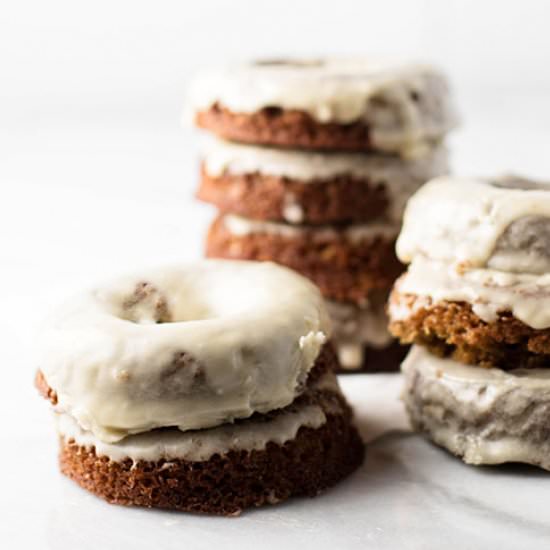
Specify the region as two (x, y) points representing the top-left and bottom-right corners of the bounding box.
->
(202, 138), (448, 222)
(404, 345), (550, 386)
(282, 198), (304, 224)
(222, 214), (400, 243)
(55, 403), (325, 463)
(397, 175), (550, 273)
(325, 298), (393, 369)
(389, 253), (550, 329)
(54, 373), (341, 463)
(403, 346), (550, 470)
(37, 260), (330, 443)
(186, 57), (457, 156)
(392, 256), (550, 329)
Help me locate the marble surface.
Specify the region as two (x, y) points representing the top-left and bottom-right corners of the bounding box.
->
(3, 120), (550, 549)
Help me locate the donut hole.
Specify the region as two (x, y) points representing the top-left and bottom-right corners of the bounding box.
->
(119, 281), (219, 325)
(365, 95), (401, 130)
(120, 282), (172, 324)
(115, 265), (283, 325)
(409, 90), (421, 102)
(488, 215), (550, 274)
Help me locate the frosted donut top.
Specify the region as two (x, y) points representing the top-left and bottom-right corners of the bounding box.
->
(37, 260), (330, 443)
(186, 57), (458, 155)
(397, 175), (550, 274)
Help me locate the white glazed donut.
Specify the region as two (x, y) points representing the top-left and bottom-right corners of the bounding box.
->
(186, 57), (457, 155)
(201, 137), (449, 223)
(403, 345), (550, 470)
(397, 175), (550, 272)
(392, 175), (550, 330)
(37, 260), (330, 443)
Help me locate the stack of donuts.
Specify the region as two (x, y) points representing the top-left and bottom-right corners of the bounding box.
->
(187, 58), (457, 372)
(35, 261), (364, 514)
(389, 176), (550, 470)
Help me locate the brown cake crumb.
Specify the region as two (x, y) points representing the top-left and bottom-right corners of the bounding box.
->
(197, 165), (390, 225)
(35, 370), (57, 405)
(205, 215), (403, 304)
(58, 386), (363, 516)
(195, 103), (372, 152)
(389, 290), (550, 369)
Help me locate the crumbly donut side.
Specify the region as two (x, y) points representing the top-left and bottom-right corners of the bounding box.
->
(205, 216), (403, 303)
(389, 290), (550, 369)
(195, 104), (372, 152)
(197, 165), (390, 225)
(35, 370), (58, 405)
(58, 390), (364, 516)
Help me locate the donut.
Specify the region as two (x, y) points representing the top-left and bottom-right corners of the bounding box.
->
(389, 175), (550, 369)
(197, 138), (448, 225)
(205, 214), (403, 304)
(403, 345), (550, 470)
(35, 260), (364, 514)
(186, 58), (457, 155)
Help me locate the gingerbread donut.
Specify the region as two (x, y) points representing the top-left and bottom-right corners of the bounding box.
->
(197, 138), (448, 225)
(402, 345), (550, 470)
(186, 58), (457, 156)
(390, 175), (550, 369)
(206, 214), (403, 303)
(35, 260), (363, 515)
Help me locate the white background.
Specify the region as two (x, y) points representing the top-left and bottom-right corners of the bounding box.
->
(3, 0), (550, 128)
(2, 1), (550, 548)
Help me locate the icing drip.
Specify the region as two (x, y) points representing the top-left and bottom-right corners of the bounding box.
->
(392, 256), (550, 329)
(55, 372), (342, 463)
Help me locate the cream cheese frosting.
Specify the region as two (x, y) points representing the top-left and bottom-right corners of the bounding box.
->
(391, 256), (550, 329)
(222, 214), (400, 243)
(186, 57), (458, 156)
(402, 346), (550, 470)
(37, 261), (330, 443)
(54, 371), (342, 463)
(202, 138), (449, 222)
(393, 174), (550, 329)
(397, 175), (550, 272)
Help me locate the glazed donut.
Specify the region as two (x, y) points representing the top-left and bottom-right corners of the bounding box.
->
(206, 213), (403, 304)
(396, 174), (550, 272)
(403, 345), (550, 471)
(389, 175), (550, 369)
(37, 260), (330, 442)
(36, 260), (364, 514)
(197, 137), (448, 225)
(186, 57), (457, 156)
